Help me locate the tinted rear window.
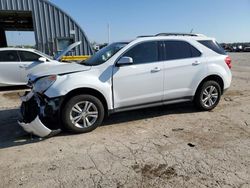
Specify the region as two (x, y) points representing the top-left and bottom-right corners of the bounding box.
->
(163, 41), (201, 61)
(190, 45), (202, 57)
(198, 40), (226, 55)
(19, 51), (41, 62)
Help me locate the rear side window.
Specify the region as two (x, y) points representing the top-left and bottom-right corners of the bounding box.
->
(191, 45), (202, 57)
(163, 41), (201, 61)
(123, 41), (158, 64)
(0, 51), (20, 62)
(198, 40), (226, 55)
(19, 51), (41, 62)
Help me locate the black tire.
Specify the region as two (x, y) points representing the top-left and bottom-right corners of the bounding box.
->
(61, 95), (105, 133)
(194, 80), (221, 111)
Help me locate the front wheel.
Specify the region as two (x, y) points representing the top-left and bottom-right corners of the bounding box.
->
(61, 95), (105, 133)
(194, 81), (221, 111)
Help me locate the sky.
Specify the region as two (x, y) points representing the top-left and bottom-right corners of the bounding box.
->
(6, 0), (250, 45)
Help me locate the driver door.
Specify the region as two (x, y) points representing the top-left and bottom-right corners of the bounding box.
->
(113, 41), (164, 109)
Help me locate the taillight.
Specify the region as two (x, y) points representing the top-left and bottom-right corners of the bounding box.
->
(225, 56), (232, 69)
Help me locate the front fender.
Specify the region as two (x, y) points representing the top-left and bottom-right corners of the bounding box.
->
(44, 72), (113, 109)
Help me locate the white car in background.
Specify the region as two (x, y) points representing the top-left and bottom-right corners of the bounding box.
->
(0, 42), (81, 87)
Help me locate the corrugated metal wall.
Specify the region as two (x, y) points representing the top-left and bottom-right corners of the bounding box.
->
(0, 0), (93, 55)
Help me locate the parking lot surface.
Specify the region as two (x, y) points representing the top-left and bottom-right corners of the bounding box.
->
(0, 53), (249, 188)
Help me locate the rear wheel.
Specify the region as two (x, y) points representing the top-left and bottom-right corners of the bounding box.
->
(62, 95), (105, 133)
(194, 81), (221, 111)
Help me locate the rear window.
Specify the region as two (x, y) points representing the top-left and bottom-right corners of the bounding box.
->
(163, 41), (201, 61)
(198, 40), (226, 55)
(19, 51), (41, 62)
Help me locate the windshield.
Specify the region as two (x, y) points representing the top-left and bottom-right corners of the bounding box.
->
(83, 42), (128, 66)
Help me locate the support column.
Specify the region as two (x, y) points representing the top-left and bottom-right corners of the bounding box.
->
(0, 28), (7, 47)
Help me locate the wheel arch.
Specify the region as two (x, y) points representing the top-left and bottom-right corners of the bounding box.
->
(195, 75), (224, 97)
(61, 87), (109, 117)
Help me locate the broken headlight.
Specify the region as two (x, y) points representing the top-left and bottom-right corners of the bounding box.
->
(33, 75), (57, 94)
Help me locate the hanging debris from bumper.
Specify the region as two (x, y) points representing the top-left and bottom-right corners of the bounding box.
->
(18, 91), (62, 138)
(18, 116), (54, 137)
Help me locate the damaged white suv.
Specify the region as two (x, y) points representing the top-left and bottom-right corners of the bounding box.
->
(19, 33), (232, 137)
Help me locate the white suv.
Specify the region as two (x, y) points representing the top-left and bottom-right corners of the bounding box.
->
(19, 33), (232, 137)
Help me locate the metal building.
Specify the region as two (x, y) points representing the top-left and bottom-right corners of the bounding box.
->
(0, 0), (93, 56)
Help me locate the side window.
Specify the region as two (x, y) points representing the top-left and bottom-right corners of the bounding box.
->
(19, 51), (41, 62)
(190, 45), (202, 57)
(123, 41), (158, 64)
(164, 41), (200, 60)
(0, 51), (20, 62)
(198, 40), (226, 55)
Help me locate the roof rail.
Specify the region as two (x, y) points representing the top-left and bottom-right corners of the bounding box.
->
(137, 35), (154, 38)
(155, 33), (199, 37)
(137, 33), (206, 38)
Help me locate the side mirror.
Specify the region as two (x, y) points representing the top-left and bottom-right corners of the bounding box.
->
(117, 56), (133, 66)
(38, 57), (47, 62)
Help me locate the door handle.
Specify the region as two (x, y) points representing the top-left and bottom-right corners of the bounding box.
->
(151, 67), (161, 73)
(19, 65), (29, 68)
(192, 61), (201, 66)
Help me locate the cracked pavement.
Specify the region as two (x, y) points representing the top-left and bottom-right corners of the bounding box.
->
(0, 53), (250, 188)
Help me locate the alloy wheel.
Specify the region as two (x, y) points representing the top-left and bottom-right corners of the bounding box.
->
(201, 86), (219, 108)
(70, 101), (98, 128)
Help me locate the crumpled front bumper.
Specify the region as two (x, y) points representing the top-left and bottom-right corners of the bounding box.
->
(18, 116), (60, 138)
(18, 91), (61, 138)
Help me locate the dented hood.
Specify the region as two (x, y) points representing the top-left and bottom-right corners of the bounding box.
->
(28, 63), (91, 82)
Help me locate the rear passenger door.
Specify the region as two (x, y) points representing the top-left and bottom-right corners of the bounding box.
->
(0, 50), (23, 86)
(162, 40), (207, 101)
